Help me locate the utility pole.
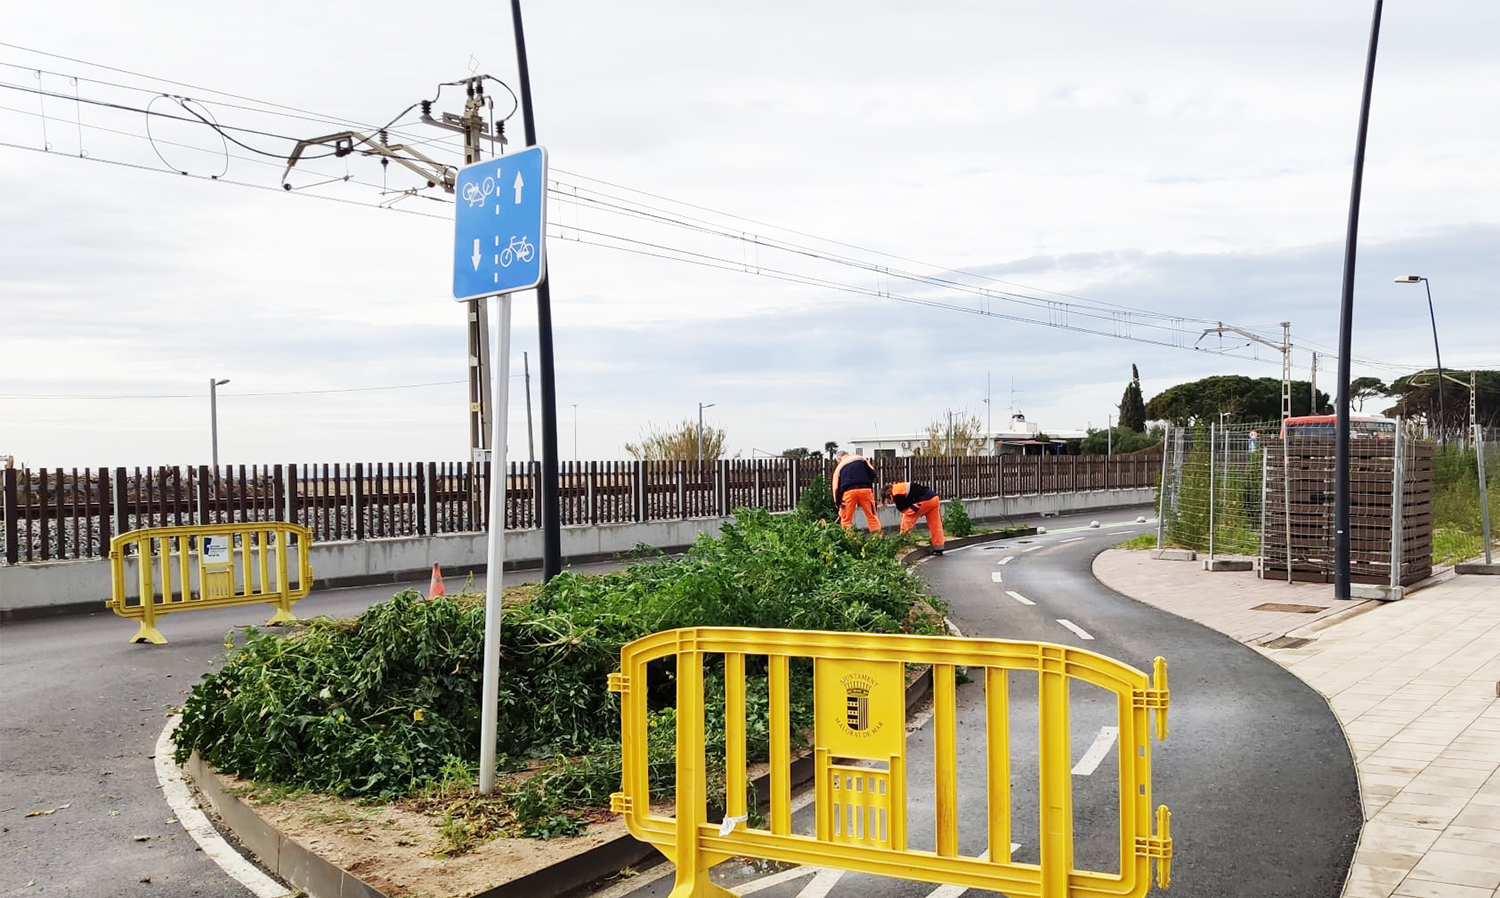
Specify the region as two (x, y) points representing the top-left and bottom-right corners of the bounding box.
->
(1310, 351), (1318, 413)
(418, 80), (497, 485)
(1197, 322), (1293, 420)
(279, 75), (505, 508)
(523, 351), (535, 463)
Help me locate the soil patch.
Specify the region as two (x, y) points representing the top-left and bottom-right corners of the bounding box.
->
(215, 774), (634, 898)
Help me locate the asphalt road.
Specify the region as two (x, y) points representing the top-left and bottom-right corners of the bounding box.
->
(607, 510), (1361, 898)
(0, 562), (619, 898)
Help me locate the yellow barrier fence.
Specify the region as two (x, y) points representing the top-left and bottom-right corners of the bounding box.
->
(108, 523), (312, 644)
(609, 627), (1171, 898)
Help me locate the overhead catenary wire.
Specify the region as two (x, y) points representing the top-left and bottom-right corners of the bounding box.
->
(0, 51), (1463, 383)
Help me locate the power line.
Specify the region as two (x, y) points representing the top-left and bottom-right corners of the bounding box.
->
(0, 380), (464, 401)
(0, 57), (1432, 379)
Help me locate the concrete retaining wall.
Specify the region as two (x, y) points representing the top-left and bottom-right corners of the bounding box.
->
(0, 488), (1153, 619)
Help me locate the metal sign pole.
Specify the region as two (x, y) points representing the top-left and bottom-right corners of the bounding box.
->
(479, 294), (512, 795)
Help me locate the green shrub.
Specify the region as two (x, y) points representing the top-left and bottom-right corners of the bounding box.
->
(795, 474), (838, 521)
(173, 507), (945, 838)
(943, 498), (975, 538)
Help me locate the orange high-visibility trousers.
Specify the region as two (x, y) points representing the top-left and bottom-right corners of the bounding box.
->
(899, 495), (945, 549)
(838, 488), (881, 533)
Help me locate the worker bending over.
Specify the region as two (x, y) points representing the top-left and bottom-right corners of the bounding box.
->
(887, 481), (944, 554)
(831, 451), (881, 533)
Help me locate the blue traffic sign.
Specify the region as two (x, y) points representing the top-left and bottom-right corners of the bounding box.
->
(453, 146), (547, 300)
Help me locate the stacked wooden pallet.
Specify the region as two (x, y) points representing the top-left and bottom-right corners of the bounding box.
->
(1261, 438), (1433, 585)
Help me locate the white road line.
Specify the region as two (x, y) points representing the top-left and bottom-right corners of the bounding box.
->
(1057, 619), (1094, 640)
(734, 865), (829, 895)
(793, 867), (845, 898)
(990, 572), (1004, 583)
(1023, 545), (1043, 552)
(1060, 537), (1086, 544)
(1072, 726), (1120, 776)
(998, 556), (1013, 565)
(156, 717), (292, 898)
(1006, 590), (1034, 606)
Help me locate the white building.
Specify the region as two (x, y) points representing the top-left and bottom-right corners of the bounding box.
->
(847, 414), (1088, 458)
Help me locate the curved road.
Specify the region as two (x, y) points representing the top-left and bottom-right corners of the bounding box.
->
(612, 511), (1360, 898)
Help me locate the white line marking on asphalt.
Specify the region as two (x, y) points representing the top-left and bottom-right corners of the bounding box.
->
(1072, 726), (1120, 776)
(793, 867), (845, 898)
(1006, 590), (1034, 606)
(734, 865), (830, 894)
(1060, 537), (1086, 543)
(991, 572), (1004, 583)
(1023, 545), (1043, 552)
(998, 555), (1013, 564)
(156, 716), (292, 898)
(1057, 619), (1094, 640)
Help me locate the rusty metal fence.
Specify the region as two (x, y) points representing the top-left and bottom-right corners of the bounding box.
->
(2, 451), (1160, 564)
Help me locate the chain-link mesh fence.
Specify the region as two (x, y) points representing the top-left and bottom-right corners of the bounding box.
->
(1433, 427), (1499, 565)
(1156, 421), (1267, 559)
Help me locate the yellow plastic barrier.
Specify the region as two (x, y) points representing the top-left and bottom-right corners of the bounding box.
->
(108, 523), (312, 644)
(609, 627), (1171, 898)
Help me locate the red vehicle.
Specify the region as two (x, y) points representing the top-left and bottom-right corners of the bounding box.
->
(1278, 414), (1396, 439)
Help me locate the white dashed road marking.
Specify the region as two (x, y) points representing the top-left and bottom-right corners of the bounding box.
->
(1060, 537), (1086, 544)
(997, 556), (1013, 565)
(991, 572), (1004, 583)
(1006, 590), (1034, 606)
(1072, 726), (1120, 776)
(1057, 619), (1094, 640)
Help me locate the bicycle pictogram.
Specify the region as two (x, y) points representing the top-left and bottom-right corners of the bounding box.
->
(497, 235), (536, 268)
(462, 176), (494, 208)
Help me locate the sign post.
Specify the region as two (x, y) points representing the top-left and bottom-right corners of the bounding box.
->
(453, 146), (547, 794)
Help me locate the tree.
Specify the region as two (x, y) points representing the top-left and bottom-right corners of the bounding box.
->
(824, 441), (840, 460)
(1119, 364), (1147, 432)
(1383, 369), (1500, 431)
(1144, 375), (1329, 425)
(1078, 425), (1163, 456)
(1349, 377), (1387, 413)
(625, 418), (727, 461)
(912, 409), (988, 456)
(780, 447), (816, 459)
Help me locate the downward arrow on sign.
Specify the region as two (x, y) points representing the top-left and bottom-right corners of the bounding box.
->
(471, 238), (481, 271)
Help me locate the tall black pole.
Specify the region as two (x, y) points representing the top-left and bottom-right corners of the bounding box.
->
(1422, 279), (1447, 450)
(511, 0), (563, 580)
(1334, 0), (1384, 600)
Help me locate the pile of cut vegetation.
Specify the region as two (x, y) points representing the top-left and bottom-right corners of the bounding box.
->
(174, 507), (945, 844)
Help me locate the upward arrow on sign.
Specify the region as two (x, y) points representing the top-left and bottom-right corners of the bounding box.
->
(513, 172), (525, 204)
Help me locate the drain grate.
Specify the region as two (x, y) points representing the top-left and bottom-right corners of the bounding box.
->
(1252, 602), (1328, 614)
(1261, 636), (1314, 649)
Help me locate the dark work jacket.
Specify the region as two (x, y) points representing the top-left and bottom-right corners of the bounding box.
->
(832, 456), (876, 504)
(889, 481), (937, 512)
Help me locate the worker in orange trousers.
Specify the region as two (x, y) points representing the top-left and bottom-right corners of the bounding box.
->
(831, 451), (881, 533)
(887, 481), (944, 554)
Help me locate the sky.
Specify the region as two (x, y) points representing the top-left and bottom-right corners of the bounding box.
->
(2, 1), (1497, 469)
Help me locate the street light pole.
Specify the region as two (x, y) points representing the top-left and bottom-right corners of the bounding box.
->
(697, 402), (716, 462)
(209, 378), (230, 469)
(1395, 275), (1446, 449)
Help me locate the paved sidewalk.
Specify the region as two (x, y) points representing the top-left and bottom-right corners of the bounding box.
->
(1094, 550), (1500, 898)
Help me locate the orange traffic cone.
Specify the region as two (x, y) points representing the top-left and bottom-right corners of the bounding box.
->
(428, 563), (446, 600)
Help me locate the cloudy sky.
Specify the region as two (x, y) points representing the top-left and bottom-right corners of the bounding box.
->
(2, 1), (1497, 468)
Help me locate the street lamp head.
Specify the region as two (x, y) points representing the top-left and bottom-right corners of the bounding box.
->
(1393, 275), (1424, 284)
(214, 378), (231, 386)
